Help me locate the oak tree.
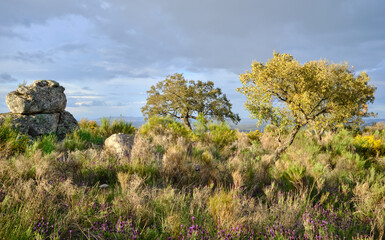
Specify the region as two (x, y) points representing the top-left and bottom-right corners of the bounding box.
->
(237, 52), (376, 161)
(142, 73), (240, 130)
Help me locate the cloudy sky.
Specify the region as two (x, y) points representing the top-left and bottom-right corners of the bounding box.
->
(1, 0), (384, 121)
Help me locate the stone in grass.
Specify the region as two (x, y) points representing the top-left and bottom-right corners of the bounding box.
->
(6, 80), (67, 114)
(104, 133), (134, 159)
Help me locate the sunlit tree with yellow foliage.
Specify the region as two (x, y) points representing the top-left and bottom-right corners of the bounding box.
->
(237, 52), (376, 161)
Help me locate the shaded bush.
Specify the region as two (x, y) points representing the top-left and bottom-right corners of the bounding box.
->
(0, 118), (30, 157)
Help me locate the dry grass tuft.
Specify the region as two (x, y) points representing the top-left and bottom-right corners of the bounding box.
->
(208, 187), (247, 230)
(161, 138), (192, 184)
(260, 129), (279, 152)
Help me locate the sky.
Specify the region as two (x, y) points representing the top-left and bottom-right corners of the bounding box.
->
(1, 0), (385, 122)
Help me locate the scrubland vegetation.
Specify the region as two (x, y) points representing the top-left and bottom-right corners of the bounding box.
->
(0, 53), (380, 239)
(1, 115), (385, 239)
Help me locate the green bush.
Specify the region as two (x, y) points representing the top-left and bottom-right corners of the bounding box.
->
(0, 118), (14, 142)
(329, 129), (355, 155)
(100, 117), (136, 137)
(67, 118), (136, 151)
(0, 118), (30, 156)
(64, 128), (104, 151)
(247, 130), (262, 143)
(29, 133), (57, 155)
(140, 116), (191, 139)
(354, 134), (385, 157)
(193, 113), (237, 149)
(209, 122), (237, 149)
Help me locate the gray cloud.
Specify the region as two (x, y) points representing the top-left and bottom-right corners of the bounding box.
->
(55, 43), (87, 53)
(0, 0), (384, 118)
(2, 1), (385, 72)
(1, 50), (54, 64)
(0, 0), (85, 27)
(0, 44), (87, 65)
(0, 27), (26, 39)
(71, 0), (385, 73)
(0, 73), (17, 82)
(3, 0), (382, 73)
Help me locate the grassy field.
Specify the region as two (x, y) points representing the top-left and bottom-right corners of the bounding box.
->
(1, 116), (385, 239)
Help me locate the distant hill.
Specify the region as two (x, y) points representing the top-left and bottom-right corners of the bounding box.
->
(92, 116), (145, 129)
(363, 118), (385, 126)
(90, 116), (259, 131)
(89, 116), (385, 132)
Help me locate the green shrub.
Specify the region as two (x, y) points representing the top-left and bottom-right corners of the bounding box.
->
(0, 118), (30, 156)
(78, 118), (99, 130)
(209, 122), (237, 149)
(8, 135), (30, 154)
(140, 116), (191, 140)
(28, 133), (57, 155)
(193, 113), (210, 138)
(0, 118), (14, 142)
(100, 117), (136, 137)
(247, 129), (262, 143)
(193, 113), (237, 149)
(64, 128), (104, 151)
(69, 118), (136, 150)
(354, 134), (385, 157)
(329, 129), (355, 155)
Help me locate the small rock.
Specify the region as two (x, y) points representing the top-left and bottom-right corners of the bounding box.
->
(104, 133), (134, 158)
(99, 184), (109, 189)
(195, 165), (200, 172)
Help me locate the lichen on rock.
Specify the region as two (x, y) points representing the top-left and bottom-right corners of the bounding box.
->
(1, 80), (78, 139)
(6, 80), (67, 114)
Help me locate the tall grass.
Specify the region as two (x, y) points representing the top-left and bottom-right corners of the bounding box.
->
(1, 117), (385, 239)
(64, 118), (136, 151)
(99, 117), (136, 137)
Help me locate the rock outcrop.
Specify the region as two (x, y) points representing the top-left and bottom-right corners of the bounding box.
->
(6, 80), (66, 114)
(0, 80), (78, 139)
(104, 133), (134, 158)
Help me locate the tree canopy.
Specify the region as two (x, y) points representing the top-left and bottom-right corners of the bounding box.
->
(237, 52), (376, 160)
(141, 73), (240, 130)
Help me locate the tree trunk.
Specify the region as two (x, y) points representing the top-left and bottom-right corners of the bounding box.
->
(183, 117), (192, 130)
(315, 129), (324, 145)
(273, 125), (302, 162)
